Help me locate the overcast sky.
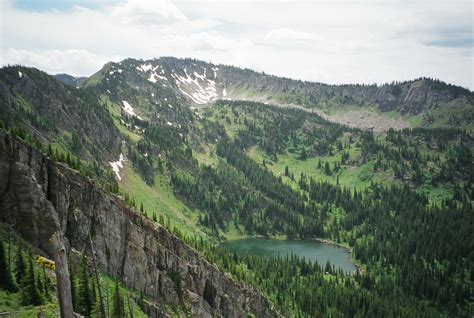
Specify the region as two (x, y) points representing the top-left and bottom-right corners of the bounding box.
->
(1, 0), (472, 89)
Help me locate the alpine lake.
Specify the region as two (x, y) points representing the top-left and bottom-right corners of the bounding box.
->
(221, 238), (357, 273)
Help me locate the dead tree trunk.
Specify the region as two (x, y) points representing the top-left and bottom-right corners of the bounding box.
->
(50, 231), (74, 318)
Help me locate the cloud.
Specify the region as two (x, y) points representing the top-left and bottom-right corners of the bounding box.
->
(1, 0), (472, 89)
(110, 0), (187, 24)
(423, 36), (472, 49)
(1, 48), (120, 76)
(264, 28), (323, 48)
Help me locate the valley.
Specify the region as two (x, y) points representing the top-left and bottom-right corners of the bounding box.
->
(0, 58), (472, 317)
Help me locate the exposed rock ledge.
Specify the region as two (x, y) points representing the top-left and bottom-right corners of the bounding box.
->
(0, 131), (280, 317)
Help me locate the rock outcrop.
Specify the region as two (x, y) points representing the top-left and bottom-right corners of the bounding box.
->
(0, 131), (280, 317)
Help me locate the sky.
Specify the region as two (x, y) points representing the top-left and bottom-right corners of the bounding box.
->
(1, 0), (473, 89)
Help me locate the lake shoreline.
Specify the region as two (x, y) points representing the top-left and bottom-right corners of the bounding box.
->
(310, 237), (364, 274)
(222, 236), (360, 274)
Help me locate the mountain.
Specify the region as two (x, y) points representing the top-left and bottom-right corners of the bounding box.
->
(0, 60), (472, 317)
(83, 57), (474, 131)
(54, 73), (87, 87)
(0, 66), (122, 162)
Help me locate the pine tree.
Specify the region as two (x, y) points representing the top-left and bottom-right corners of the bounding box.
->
(112, 279), (124, 318)
(21, 253), (42, 306)
(0, 242), (16, 292)
(324, 161), (332, 176)
(300, 147), (307, 160)
(70, 266), (78, 312)
(15, 247), (25, 285)
(78, 255), (93, 316)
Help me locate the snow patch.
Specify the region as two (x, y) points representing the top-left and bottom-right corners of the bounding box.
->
(110, 153), (125, 180)
(122, 101), (143, 120)
(212, 67), (218, 79)
(136, 63), (153, 72)
(172, 69), (218, 105)
(148, 72), (167, 83)
(18, 71), (23, 79)
(109, 69), (122, 75)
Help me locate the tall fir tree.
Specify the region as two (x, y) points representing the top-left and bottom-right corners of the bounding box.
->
(0, 242), (17, 292)
(15, 247), (25, 286)
(112, 279), (124, 318)
(77, 255), (93, 316)
(21, 253), (42, 306)
(69, 265), (77, 312)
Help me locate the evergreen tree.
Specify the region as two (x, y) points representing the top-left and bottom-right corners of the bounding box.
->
(21, 253), (42, 306)
(300, 147), (308, 160)
(112, 279), (124, 318)
(15, 247), (26, 286)
(70, 266), (78, 312)
(324, 161), (332, 176)
(78, 255), (93, 316)
(0, 242), (17, 292)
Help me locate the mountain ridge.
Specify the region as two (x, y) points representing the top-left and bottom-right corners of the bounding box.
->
(53, 73), (87, 87)
(82, 56), (474, 130)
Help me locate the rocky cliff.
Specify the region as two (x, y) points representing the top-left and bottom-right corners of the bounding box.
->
(0, 131), (279, 318)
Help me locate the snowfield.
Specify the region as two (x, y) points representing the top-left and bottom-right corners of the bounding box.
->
(172, 68), (218, 105)
(122, 100), (143, 120)
(110, 153), (125, 180)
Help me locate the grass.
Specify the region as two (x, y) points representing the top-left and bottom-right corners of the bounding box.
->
(248, 146), (393, 192)
(419, 184), (454, 205)
(103, 96), (142, 142)
(120, 164), (209, 239)
(220, 222), (247, 240)
(0, 293), (59, 318)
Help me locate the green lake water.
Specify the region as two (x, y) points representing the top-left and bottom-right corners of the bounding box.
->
(222, 238), (357, 273)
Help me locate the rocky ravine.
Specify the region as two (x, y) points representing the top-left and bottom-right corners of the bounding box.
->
(0, 131), (280, 318)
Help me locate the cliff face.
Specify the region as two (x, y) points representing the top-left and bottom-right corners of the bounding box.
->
(0, 131), (279, 318)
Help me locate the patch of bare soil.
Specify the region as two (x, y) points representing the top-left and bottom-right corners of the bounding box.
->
(317, 110), (410, 132)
